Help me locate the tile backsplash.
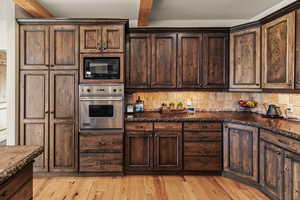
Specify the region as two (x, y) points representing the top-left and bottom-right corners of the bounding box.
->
(126, 92), (300, 119)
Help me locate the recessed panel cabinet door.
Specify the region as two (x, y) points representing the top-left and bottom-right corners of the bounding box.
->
(20, 71), (49, 172)
(126, 34), (151, 88)
(102, 25), (124, 53)
(223, 123), (258, 182)
(20, 25), (49, 70)
(284, 151), (300, 200)
(230, 27), (261, 90)
(260, 140), (284, 200)
(80, 26), (102, 53)
(295, 9), (300, 89)
(203, 33), (228, 89)
(151, 33), (177, 88)
(49, 70), (78, 172)
(154, 131), (182, 170)
(262, 12), (295, 89)
(50, 25), (79, 70)
(177, 33), (203, 88)
(125, 132), (153, 170)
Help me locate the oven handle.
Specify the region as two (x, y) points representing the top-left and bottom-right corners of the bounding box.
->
(79, 97), (123, 101)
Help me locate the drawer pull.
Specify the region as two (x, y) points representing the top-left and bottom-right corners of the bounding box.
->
(98, 141), (106, 145)
(276, 151), (281, 155)
(135, 126), (144, 129)
(278, 139), (289, 145)
(202, 125), (208, 129)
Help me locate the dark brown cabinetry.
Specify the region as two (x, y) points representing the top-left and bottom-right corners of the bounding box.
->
(203, 33), (228, 89)
(184, 122), (222, 171)
(177, 33), (203, 88)
(223, 123), (259, 182)
(49, 70), (78, 172)
(125, 122), (182, 171)
(260, 140), (284, 200)
(80, 25), (124, 53)
(126, 34), (151, 88)
(230, 27), (261, 90)
(151, 33), (177, 88)
(20, 25), (79, 70)
(79, 132), (123, 173)
(262, 12), (295, 89)
(295, 9), (300, 89)
(20, 71), (49, 172)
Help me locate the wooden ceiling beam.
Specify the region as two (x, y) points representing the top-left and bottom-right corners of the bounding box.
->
(138, 0), (153, 27)
(14, 0), (54, 18)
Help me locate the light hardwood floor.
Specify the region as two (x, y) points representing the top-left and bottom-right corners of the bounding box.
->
(33, 176), (269, 200)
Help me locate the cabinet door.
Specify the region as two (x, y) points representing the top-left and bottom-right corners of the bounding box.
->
(295, 10), (300, 89)
(49, 70), (78, 172)
(20, 71), (49, 172)
(230, 27), (261, 90)
(260, 140), (284, 200)
(154, 131), (182, 170)
(50, 25), (79, 70)
(126, 33), (151, 88)
(102, 25), (124, 53)
(177, 33), (203, 88)
(20, 25), (49, 70)
(223, 123), (258, 182)
(262, 12), (295, 89)
(125, 132), (153, 170)
(203, 33), (228, 89)
(80, 26), (102, 53)
(151, 33), (177, 88)
(284, 151), (300, 200)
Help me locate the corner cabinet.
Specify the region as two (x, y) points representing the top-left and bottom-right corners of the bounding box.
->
(262, 12), (295, 89)
(223, 123), (259, 182)
(230, 27), (261, 90)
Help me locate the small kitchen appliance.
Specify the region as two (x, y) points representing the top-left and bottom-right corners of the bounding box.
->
(263, 104), (283, 118)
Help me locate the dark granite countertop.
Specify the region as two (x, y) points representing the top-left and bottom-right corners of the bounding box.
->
(125, 111), (300, 140)
(0, 146), (43, 185)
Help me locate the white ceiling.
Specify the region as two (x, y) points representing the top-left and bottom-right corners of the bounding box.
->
(37, 0), (297, 27)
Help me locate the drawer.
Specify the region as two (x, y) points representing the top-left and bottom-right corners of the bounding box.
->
(184, 131), (222, 141)
(184, 156), (222, 171)
(80, 153), (123, 172)
(154, 122), (182, 131)
(260, 129), (300, 155)
(126, 122), (153, 131)
(80, 134), (123, 153)
(184, 142), (222, 156)
(184, 122), (222, 131)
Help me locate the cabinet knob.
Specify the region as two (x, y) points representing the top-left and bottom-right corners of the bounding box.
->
(45, 111), (49, 114)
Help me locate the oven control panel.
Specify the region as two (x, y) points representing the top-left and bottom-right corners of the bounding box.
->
(79, 84), (124, 97)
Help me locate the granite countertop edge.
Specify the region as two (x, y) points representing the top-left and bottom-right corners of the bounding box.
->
(0, 146), (43, 185)
(125, 112), (300, 141)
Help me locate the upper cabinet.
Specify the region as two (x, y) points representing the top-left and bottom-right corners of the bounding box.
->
(80, 25), (124, 53)
(262, 12), (295, 89)
(230, 27), (261, 90)
(203, 33), (228, 89)
(177, 33), (203, 88)
(295, 9), (300, 89)
(20, 25), (50, 70)
(20, 25), (79, 70)
(151, 33), (177, 88)
(126, 33), (151, 88)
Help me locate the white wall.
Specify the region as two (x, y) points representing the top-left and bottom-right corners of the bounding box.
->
(0, 0), (17, 145)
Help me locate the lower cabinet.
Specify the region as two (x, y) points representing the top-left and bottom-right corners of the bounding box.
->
(20, 70), (78, 173)
(260, 140), (284, 200)
(183, 122), (222, 171)
(223, 123), (259, 182)
(125, 122), (182, 171)
(79, 132), (123, 173)
(284, 151), (300, 200)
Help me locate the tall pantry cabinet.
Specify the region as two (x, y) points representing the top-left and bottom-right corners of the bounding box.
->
(19, 24), (79, 172)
